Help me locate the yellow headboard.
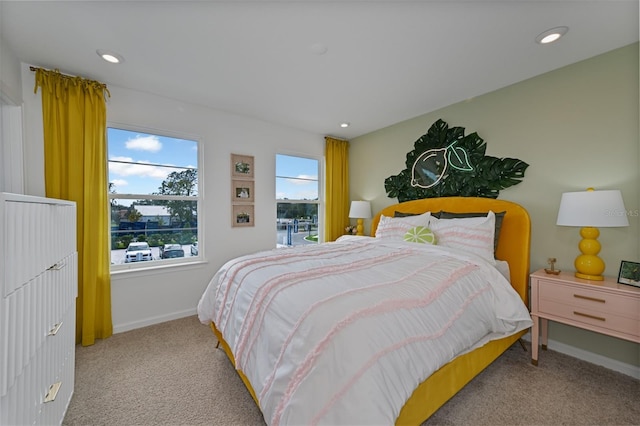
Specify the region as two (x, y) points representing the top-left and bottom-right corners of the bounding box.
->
(371, 197), (531, 305)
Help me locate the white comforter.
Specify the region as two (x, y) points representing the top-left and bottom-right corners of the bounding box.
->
(197, 237), (532, 425)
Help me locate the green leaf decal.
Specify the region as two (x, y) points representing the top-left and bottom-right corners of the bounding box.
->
(447, 145), (473, 171)
(385, 119), (529, 201)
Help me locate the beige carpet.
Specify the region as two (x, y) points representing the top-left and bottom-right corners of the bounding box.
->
(63, 316), (639, 426)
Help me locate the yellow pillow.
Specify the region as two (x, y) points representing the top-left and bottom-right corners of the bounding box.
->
(404, 226), (437, 244)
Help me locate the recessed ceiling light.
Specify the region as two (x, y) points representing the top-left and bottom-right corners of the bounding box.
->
(340, 122), (350, 128)
(97, 49), (124, 64)
(535, 27), (569, 44)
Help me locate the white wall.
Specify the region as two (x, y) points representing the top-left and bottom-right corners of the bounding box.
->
(0, 36), (22, 105)
(0, 37), (24, 194)
(350, 43), (640, 370)
(17, 63), (325, 332)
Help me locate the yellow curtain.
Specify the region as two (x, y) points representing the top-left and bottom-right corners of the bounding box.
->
(34, 68), (113, 346)
(324, 137), (350, 242)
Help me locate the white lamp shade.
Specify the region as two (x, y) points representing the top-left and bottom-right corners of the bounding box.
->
(556, 189), (629, 227)
(349, 201), (372, 219)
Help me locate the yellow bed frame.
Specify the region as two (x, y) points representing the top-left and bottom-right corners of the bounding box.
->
(210, 197), (531, 425)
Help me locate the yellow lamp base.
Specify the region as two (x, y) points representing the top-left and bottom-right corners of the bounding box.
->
(573, 226), (605, 281)
(356, 218), (364, 236)
(575, 271), (605, 281)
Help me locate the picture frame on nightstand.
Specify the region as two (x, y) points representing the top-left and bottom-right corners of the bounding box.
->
(617, 260), (640, 287)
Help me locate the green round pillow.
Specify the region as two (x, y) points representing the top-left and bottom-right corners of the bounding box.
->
(404, 226), (437, 244)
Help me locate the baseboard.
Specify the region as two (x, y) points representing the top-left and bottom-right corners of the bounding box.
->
(113, 308), (197, 334)
(521, 332), (640, 379)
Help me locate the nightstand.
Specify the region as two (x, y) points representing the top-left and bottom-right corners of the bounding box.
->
(529, 269), (640, 366)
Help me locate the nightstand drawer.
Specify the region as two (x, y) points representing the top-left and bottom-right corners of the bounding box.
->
(537, 280), (640, 320)
(538, 298), (640, 338)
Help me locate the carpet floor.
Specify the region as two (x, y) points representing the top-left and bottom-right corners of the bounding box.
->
(63, 315), (639, 426)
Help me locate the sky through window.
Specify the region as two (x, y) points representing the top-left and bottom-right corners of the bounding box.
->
(108, 128), (197, 196)
(276, 154), (318, 200)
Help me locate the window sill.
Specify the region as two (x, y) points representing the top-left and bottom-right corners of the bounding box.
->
(110, 257), (208, 278)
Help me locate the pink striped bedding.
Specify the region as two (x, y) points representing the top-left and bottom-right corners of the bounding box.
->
(197, 236), (532, 425)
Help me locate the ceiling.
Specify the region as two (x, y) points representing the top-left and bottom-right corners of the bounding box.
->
(1, 1), (638, 139)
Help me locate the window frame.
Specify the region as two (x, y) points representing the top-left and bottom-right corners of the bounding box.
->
(107, 123), (203, 272)
(275, 153), (323, 246)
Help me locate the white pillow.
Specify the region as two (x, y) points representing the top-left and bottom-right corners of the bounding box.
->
(375, 211), (432, 240)
(429, 210), (496, 264)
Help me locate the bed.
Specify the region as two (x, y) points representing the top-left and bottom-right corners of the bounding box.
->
(197, 196), (532, 425)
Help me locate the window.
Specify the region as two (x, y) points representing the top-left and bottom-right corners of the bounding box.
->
(276, 154), (320, 247)
(108, 127), (200, 268)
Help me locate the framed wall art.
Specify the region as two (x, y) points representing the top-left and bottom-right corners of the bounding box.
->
(232, 204), (254, 227)
(231, 154), (254, 179)
(231, 153), (255, 227)
(232, 179), (254, 203)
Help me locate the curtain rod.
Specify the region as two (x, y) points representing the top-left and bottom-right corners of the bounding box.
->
(29, 66), (110, 94)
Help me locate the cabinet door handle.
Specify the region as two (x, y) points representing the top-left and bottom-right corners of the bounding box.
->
(574, 311), (606, 322)
(44, 382), (62, 403)
(47, 261), (66, 271)
(573, 294), (605, 303)
(48, 321), (63, 336)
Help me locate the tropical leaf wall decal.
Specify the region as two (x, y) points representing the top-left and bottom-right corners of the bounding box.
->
(385, 119), (529, 202)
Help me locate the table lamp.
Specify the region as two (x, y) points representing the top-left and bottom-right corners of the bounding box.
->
(349, 201), (372, 236)
(556, 188), (629, 280)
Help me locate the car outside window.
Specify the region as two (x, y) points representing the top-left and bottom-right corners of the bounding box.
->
(124, 242), (152, 263)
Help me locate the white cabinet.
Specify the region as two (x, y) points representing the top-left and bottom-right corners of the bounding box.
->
(0, 193), (77, 425)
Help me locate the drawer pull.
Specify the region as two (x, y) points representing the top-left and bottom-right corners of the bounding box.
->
(573, 311), (606, 322)
(47, 261), (66, 271)
(573, 294), (605, 303)
(48, 321), (63, 336)
(44, 382), (62, 403)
